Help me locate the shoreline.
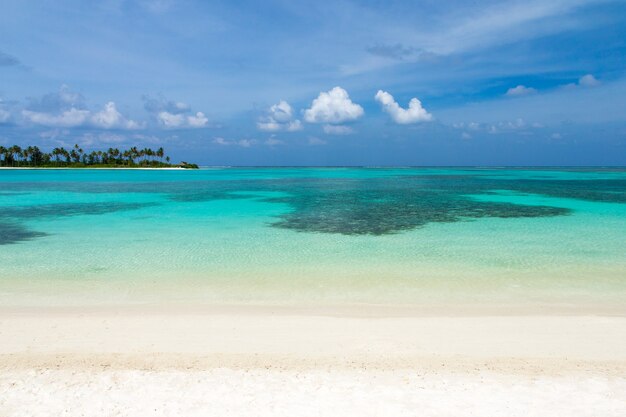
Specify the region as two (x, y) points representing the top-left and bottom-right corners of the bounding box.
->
(2, 306), (625, 373)
(0, 166), (186, 170)
(2, 300), (626, 317)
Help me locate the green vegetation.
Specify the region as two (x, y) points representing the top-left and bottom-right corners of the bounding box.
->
(0, 145), (198, 168)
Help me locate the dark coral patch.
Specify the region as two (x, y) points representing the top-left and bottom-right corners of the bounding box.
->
(0, 202), (158, 220)
(266, 179), (571, 235)
(0, 222), (47, 245)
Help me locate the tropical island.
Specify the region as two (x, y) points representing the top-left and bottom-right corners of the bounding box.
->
(0, 144), (198, 169)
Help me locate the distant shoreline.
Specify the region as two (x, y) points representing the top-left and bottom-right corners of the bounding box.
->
(0, 167), (187, 170)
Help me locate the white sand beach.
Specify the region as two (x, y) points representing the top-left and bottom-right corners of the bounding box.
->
(2, 306), (626, 416)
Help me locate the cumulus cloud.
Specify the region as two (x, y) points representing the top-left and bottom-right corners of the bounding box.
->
(23, 101), (141, 130)
(374, 90), (433, 124)
(156, 110), (208, 128)
(22, 108), (91, 127)
(187, 112), (209, 128)
(91, 102), (142, 129)
(323, 125), (354, 135)
(578, 74), (600, 87)
(144, 96), (209, 128)
(304, 87), (364, 124)
(257, 100), (302, 132)
(156, 111), (185, 127)
(506, 85), (537, 97)
(563, 74), (601, 90)
(19, 86), (142, 130)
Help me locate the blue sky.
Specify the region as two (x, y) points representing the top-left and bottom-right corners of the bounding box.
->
(1, 0), (626, 165)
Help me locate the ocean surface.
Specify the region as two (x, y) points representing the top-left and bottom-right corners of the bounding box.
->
(1, 167), (625, 308)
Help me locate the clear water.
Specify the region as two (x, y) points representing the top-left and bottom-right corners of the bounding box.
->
(1, 167), (625, 307)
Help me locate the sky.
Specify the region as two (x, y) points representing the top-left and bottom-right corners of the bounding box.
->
(1, 0), (626, 166)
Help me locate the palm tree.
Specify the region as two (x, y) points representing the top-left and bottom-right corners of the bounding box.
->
(61, 147), (70, 164)
(70, 144), (83, 164)
(22, 147), (30, 166)
(10, 145), (22, 167)
(51, 147), (62, 164)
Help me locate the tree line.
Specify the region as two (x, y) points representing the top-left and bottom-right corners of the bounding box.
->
(0, 144), (197, 168)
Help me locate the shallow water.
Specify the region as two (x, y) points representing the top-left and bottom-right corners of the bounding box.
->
(1, 167), (625, 307)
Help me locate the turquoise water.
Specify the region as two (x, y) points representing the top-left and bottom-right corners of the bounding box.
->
(1, 167), (625, 307)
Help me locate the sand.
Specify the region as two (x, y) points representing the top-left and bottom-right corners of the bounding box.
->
(1, 305), (626, 416)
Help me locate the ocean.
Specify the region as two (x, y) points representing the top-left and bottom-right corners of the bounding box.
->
(1, 167), (625, 309)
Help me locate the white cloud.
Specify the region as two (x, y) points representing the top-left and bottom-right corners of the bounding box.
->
(375, 90), (433, 124)
(187, 112), (209, 128)
(506, 85), (537, 97)
(453, 121), (480, 130)
(91, 102), (142, 129)
(323, 125), (354, 135)
(461, 132), (472, 139)
(563, 74), (601, 90)
(212, 137), (257, 147)
(22, 108), (91, 127)
(157, 110), (208, 128)
(304, 87), (364, 124)
(257, 100), (303, 132)
(487, 118), (528, 134)
(578, 74), (600, 87)
(157, 111), (185, 127)
(145, 96), (209, 128)
(21, 91), (141, 130)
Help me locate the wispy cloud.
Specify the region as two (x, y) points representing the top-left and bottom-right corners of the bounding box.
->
(307, 137), (327, 146)
(365, 43), (418, 60)
(213, 137), (256, 147)
(323, 125), (354, 135)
